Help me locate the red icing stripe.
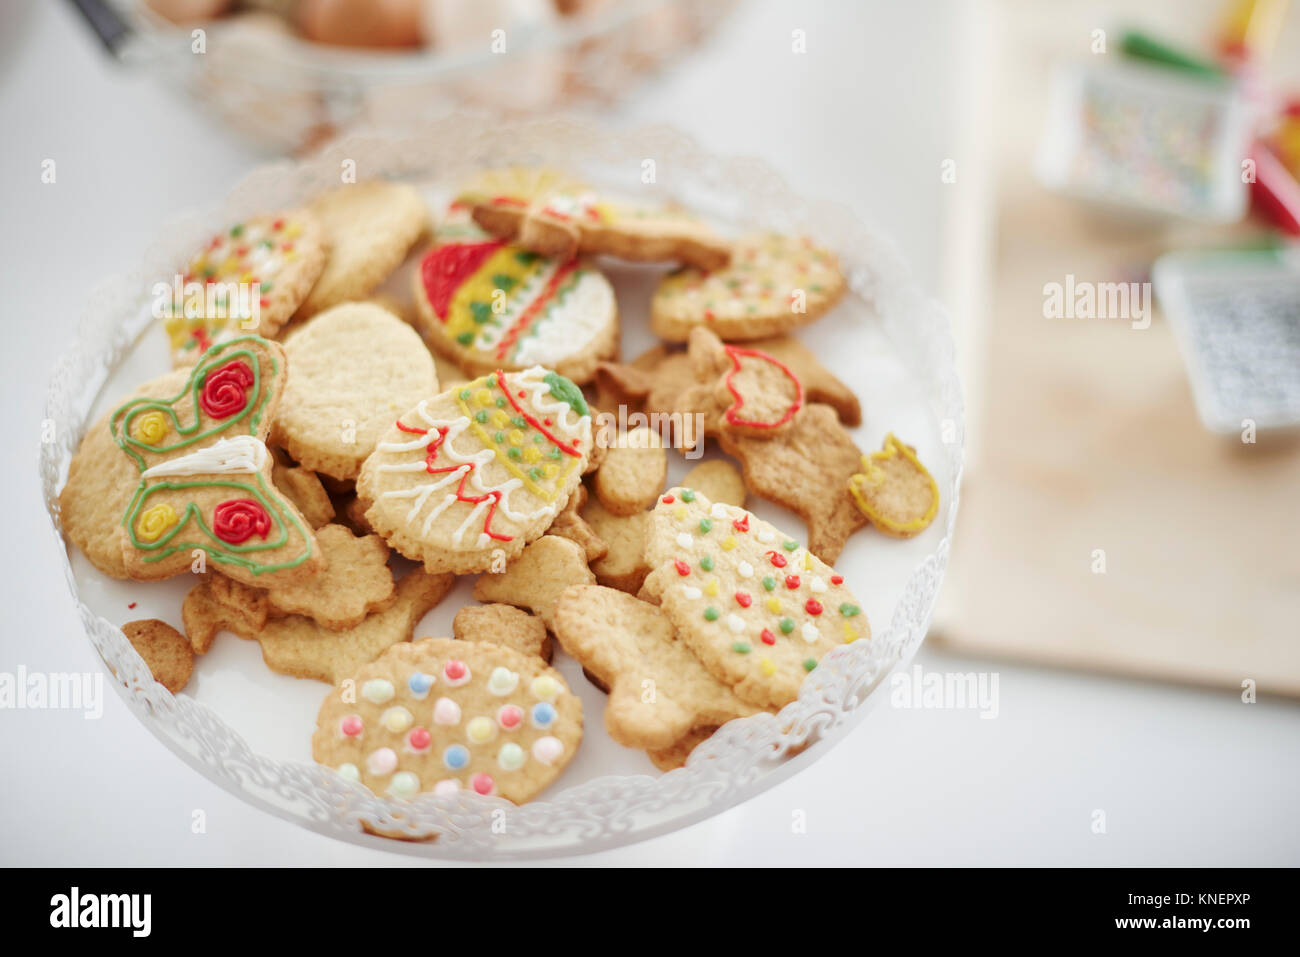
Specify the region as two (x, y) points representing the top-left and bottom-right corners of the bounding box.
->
(420, 241), (504, 320)
(498, 370), (583, 457)
(722, 346), (804, 429)
(494, 259), (580, 361)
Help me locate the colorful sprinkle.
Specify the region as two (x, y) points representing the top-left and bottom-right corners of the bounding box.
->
(381, 706), (414, 733)
(388, 771), (420, 799)
(531, 702), (556, 729)
(407, 727), (432, 752)
(443, 659), (470, 686)
(470, 772), (496, 796)
(497, 704), (523, 730)
(700, 555), (715, 571)
(433, 697), (462, 725)
(674, 559), (691, 576)
(734, 591), (752, 607)
(366, 747), (398, 776)
(805, 598), (823, 615)
(840, 603), (861, 617)
(407, 672), (434, 697)
(762, 576), (777, 591)
(803, 658), (818, 672)
(703, 606), (720, 621)
(760, 629), (777, 645)
(339, 715), (363, 737)
(737, 561), (755, 578)
(681, 585), (703, 600)
(785, 575), (801, 589)
(362, 679), (395, 704)
(488, 667), (519, 696)
(443, 744), (470, 770)
(801, 623), (821, 643)
(681, 489), (696, 502)
(467, 716), (496, 743)
(732, 642), (752, 654)
(768, 551), (787, 568)
(760, 657), (777, 676)
(532, 736), (564, 766)
(336, 763), (359, 782)
(498, 742), (526, 771)
(699, 518), (713, 534)
(531, 675), (560, 701)
(831, 575), (844, 585)
(779, 617), (795, 634)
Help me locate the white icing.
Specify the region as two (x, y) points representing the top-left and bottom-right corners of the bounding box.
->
(801, 623), (821, 643)
(140, 435), (269, 479)
(681, 585), (702, 600)
(809, 576), (827, 593)
(737, 561), (754, 578)
(374, 368), (590, 548)
(509, 269), (615, 366)
(676, 533), (693, 548)
(725, 614), (745, 634)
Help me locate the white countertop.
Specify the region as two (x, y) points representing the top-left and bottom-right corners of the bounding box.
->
(2, 0), (1296, 866)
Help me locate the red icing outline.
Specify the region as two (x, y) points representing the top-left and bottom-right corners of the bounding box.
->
(392, 419), (513, 543)
(498, 371), (583, 456)
(722, 346), (804, 429)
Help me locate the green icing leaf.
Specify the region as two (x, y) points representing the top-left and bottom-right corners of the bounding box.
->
(543, 371), (588, 417)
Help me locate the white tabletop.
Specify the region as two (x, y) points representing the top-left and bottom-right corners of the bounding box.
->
(2, 0), (1296, 866)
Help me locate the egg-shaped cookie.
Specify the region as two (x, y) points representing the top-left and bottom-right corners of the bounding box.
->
(412, 239), (618, 384)
(272, 302), (438, 481)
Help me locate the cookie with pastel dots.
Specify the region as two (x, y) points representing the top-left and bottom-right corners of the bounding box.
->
(848, 433), (939, 538)
(109, 337), (323, 587)
(294, 181), (429, 320)
(271, 302), (438, 481)
(458, 167), (731, 271)
(182, 567), (455, 682)
(357, 367), (594, 575)
(312, 637), (583, 804)
(651, 233), (845, 342)
(552, 585), (761, 749)
(411, 238), (619, 385)
(160, 209), (328, 368)
(641, 487), (870, 710)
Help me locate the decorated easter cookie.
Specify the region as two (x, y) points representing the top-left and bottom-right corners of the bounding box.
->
(848, 434), (939, 538)
(161, 210), (328, 367)
(272, 302), (438, 480)
(108, 336), (323, 586)
(294, 181), (429, 320)
(357, 367), (593, 575)
(553, 585), (761, 750)
(458, 167), (731, 270)
(641, 487), (870, 710)
(60, 368), (190, 579)
(183, 567), (455, 681)
(651, 233), (845, 342)
(411, 240), (619, 384)
(312, 637), (583, 803)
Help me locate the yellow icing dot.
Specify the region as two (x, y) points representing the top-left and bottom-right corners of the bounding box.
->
(760, 657), (777, 676)
(531, 675), (559, 700)
(765, 598), (781, 614)
(843, 622), (859, 643)
(721, 535), (737, 551)
(475, 389), (493, 407)
(131, 410), (170, 445)
(492, 409), (510, 428)
(523, 446), (542, 464)
(508, 429), (525, 446)
(543, 464), (558, 478)
(382, 707), (413, 733)
(704, 578), (719, 597)
(135, 504), (178, 543)
(466, 717), (495, 743)
(286, 222), (302, 239)
(803, 552), (814, 570)
(673, 505), (688, 521)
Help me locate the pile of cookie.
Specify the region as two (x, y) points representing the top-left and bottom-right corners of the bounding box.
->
(59, 168), (939, 807)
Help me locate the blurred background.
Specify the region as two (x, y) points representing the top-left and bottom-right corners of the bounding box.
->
(3, 0), (1297, 863)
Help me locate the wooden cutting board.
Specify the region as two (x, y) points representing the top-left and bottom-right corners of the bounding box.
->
(932, 0), (1300, 694)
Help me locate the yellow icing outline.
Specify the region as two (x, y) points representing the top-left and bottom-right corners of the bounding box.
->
(455, 387), (582, 503)
(444, 247), (548, 345)
(847, 433), (939, 535)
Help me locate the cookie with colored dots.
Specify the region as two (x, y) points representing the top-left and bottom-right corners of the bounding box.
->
(161, 210), (328, 367)
(411, 240), (619, 385)
(357, 367), (593, 575)
(453, 604), (552, 662)
(121, 618), (194, 694)
(848, 434), (939, 538)
(552, 585), (761, 749)
(471, 535), (595, 628)
(312, 636), (583, 803)
(294, 181), (429, 320)
(641, 487), (870, 710)
(458, 167), (731, 271)
(592, 425), (667, 516)
(105, 335), (324, 587)
(182, 567), (455, 682)
(60, 368), (190, 579)
(261, 524), (395, 630)
(651, 233), (845, 342)
(272, 302), (438, 481)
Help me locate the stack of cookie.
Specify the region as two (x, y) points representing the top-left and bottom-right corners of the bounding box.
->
(59, 169), (939, 806)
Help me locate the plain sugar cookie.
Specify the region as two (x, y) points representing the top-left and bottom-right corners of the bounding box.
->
(295, 181), (429, 319)
(272, 302), (438, 480)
